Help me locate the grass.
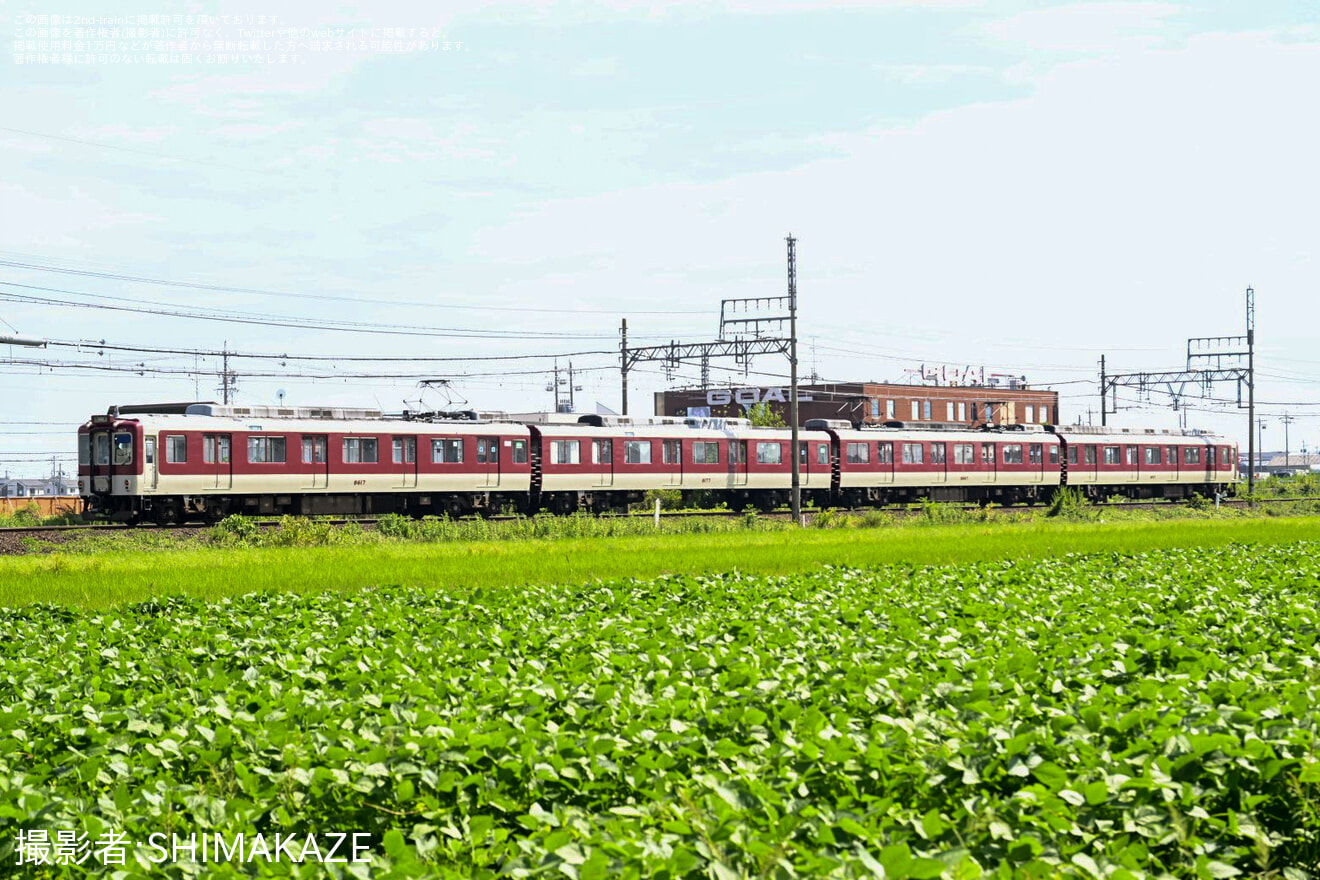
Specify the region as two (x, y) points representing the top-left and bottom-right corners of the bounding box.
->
(5, 514), (1320, 609)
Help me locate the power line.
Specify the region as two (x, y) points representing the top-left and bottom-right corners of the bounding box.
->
(43, 338), (617, 364)
(0, 282), (651, 341)
(0, 257), (708, 315)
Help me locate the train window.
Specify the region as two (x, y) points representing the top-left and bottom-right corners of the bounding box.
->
(1184, 447), (1201, 464)
(392, 437), (417, 464)
(799, 442), (808, 465)
(931, 443), (946, 464)
(625, 440), (652, 464)
(1028, 444), (1042, 464)
(1125, 445), (1138, 465)
(1221, 447), (1233, 465)
(476, 439), (499, 464)
(432, 439), (463, 463)
(550, 440), (580, 464)
(112, 432), (133, 466)
(144, 438), (155, 465)
(593, 439), (613, 464)
(1003, 444), (1023, 464)
(343, 438), (378, 464)
(954, 444), (974, 464)
(166, 434), (187, 464)
(1068, 446), (1078, 464)
(511, 440), (528, 464)
(846, 442), (869, 464)
(817, 443), (828, 465)
(756, 442), (782, 465)
(730, 441), (748, 465)
(302, 436), (328, 464)
(1103, 446), (1120, 465)
(1145, 447), (1161, 465)
(692, 441), (719, 464)
(204, 435), (230, 464)
(878, 442), (894, 464)
(78, 435), (90, 465)
(1167, 446), (1177, 465)
(1084, 445), (1097, 465)
(1048, 445), (1059, 464)
(248, 437), (287, 464)
(661, 439), (681, 464)
(981, 443), (994, 464)
(902, 443), (924, 465)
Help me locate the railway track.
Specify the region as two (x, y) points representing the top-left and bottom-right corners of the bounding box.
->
(4, 496), (1317, 536)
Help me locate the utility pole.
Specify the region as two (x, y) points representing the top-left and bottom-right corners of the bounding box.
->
(1247, 286), (1255, 495)
(1099, 355), (1106, 426)
(217, 343), (237, 404)
(1282, 413), (1294, 473)
(619, 318), (629, 416)
(788, 235), (801, 523)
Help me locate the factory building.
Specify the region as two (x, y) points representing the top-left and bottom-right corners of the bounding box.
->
(654, 378), (1060, 428)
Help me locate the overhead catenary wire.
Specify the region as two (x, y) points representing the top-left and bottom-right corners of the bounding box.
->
(0, 256), (710, 315)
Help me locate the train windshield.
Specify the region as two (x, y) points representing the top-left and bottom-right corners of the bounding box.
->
(78, 434), (90, 465)
(112, 432), (133, 466)
(93, 433), (110, 465)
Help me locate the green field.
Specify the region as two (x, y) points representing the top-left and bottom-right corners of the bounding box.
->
(3, 539), (1319, 877)
(3, 515), (1320, 608)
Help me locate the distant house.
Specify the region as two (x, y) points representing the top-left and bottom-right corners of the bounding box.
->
(0, 477), (79, 498)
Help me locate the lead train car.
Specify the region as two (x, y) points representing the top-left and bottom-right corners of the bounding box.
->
(79, 404), (534, 523)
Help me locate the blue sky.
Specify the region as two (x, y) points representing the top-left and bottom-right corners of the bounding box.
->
(2, 0), (1319, 473)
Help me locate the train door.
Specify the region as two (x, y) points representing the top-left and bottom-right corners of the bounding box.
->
(664, 439), (682, 486)
(932, 441), (947, 484)
(729, 440), (748, 488)
(1029, 443), (1044, 484)
(592, 438), (614, 487)
(393, 436), (418, 489)
(90, 430), (111, 495)
(877, 441), (894, 484)
(302, 435), (328, 490)
(205, 434), (232, 490)
(477, 436), (501, 488)
(144, 436), (158, 491)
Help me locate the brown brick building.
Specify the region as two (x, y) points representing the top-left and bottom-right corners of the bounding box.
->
(654, 380), (1059, 428)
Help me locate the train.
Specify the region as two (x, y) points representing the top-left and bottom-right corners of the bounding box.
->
(77, 402), (1239, 524)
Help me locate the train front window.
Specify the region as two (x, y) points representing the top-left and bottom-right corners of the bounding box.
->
(78, 434), (90, 465)
(112, 432), (133, 465)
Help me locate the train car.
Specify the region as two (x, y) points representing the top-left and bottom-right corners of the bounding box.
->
(79, 403), (532, 523)
(821, 421), (1064, 505)
(1050, 426), (1237, 500)
(530, 416), (834, 513)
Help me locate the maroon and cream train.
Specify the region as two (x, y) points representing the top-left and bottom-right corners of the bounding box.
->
(78, 403), (1239, 523)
